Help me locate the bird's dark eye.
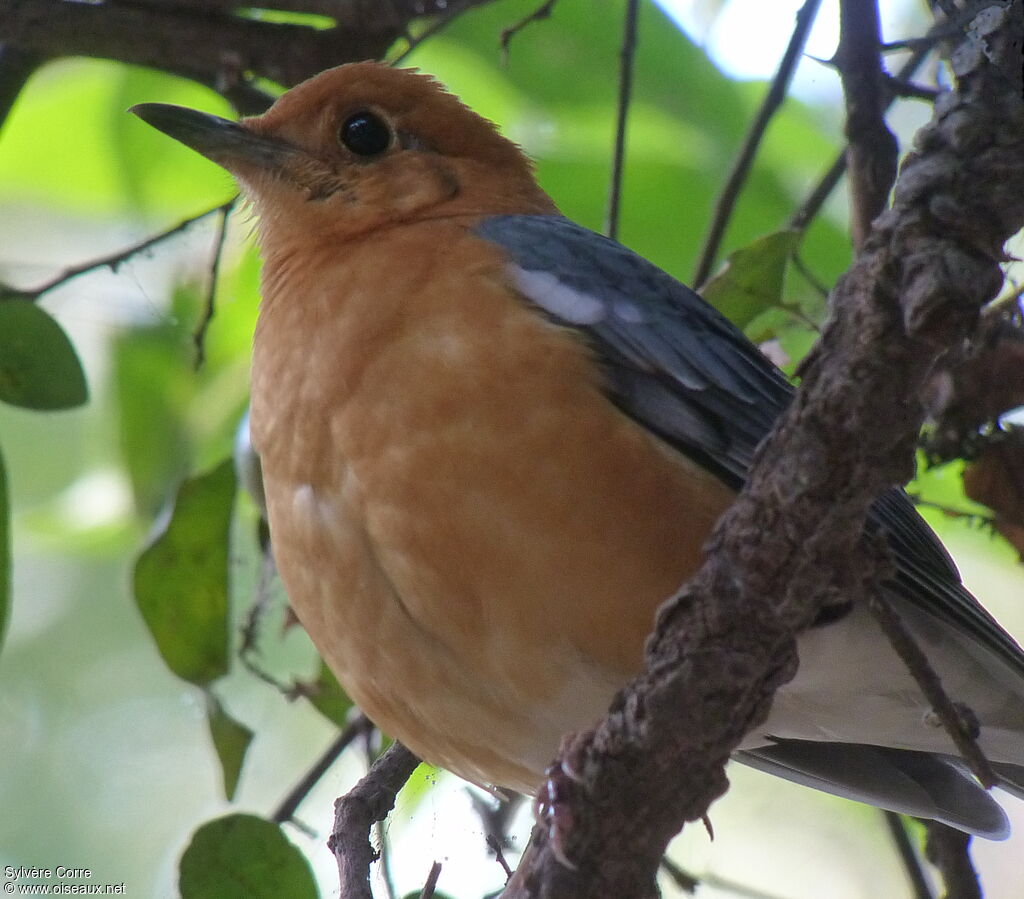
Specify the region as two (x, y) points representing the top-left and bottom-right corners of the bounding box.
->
(339, 111), (392, 157)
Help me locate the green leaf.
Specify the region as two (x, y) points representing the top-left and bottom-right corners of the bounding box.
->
(206, 692), (254, 800)
(305, 659), (353, 727)
(134, 458), (236, 685)
(0, 299), (88, 410)
(699, 230), (799, 328)
(112, 284), (197, 516)
(0, 445), (9, 655)
(179, 814), (318, 899)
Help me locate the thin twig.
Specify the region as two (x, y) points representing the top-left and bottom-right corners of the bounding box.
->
(418, 861), (443, 899)
(0, 199), (236, 303)
(272, 714), (372, 824)
(788, 150), (847, 232)
(692, 0), (823, 287)
(389, 0), (477, 66)
(924, 821), (981, 899)
(605, 0), (640, 241)
(868, 593), (997, 788)
(835, 0), (898, 248)
(238, 547), (298, 694)
(330, 741), (421, 899)
(500, 0), (558, 63)
(366, 730), (399, 899)
(660, 856), (793, 899)
(884, 811), (935, 899)
(486, 834), (514, 882)
(193, 197), (236, 370)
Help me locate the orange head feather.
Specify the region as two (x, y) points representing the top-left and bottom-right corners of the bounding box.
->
(132, 61), (557, 254)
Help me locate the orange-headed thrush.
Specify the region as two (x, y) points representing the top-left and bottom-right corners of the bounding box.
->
(132, 62), (1024, 838)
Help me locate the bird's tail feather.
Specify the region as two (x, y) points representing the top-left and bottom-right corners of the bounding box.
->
(736, 740), (1010, 839)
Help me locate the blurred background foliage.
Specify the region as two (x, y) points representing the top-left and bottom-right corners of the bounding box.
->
(0, 0), (1022, 897)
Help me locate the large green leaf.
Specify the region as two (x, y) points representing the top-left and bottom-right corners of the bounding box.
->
(305, 659), (353, 727)
(134, 458), (236, 685)
(179, 814), (318, 899)
(112, 285), (197, 516)
(0, 300), (88, 410)
(700, 230), (799, 327)
(206, 692), (254, 801)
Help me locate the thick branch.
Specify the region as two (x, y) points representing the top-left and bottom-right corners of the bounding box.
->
(504, 4), (1024, 896)
(0, 0), (500, 113)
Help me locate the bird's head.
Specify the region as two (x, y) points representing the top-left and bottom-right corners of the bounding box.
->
(131, 62), (557, 249)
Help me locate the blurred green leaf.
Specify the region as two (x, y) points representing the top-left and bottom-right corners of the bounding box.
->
(0, 300), (88, 410)
(179, 814), (318, 899)
(206, 692), (254, 801)
(113, 285), (198, 515)
(700, 230), (799, 327)
(305, 659), (353, 727)
(0, 445), (9, 655)
(134, 458), (236, 685)
(0, 59), (235, 215)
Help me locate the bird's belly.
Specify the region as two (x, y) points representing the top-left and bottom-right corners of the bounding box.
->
(253, 263), (736, 790)
(260, 364), (736, 790)
(267, 471), (643, 792)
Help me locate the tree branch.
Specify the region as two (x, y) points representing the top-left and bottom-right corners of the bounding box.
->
(503, 3), (1024, 895)
(0, 199), (236, 303)
(925, 822), (981, 899)
(329, 741), (420, 899)
(835, 0), (898, 249)
(884, 811), (936, 899)
(272, 713), (373, 825)
(692, 0), (824, 287)
(0, 0), (502, 114)
(604, 0), (640, 241)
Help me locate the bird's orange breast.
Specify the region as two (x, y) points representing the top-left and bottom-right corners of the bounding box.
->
(250, 217), (736, 790)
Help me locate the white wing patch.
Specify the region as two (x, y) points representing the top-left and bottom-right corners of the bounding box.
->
(508, 265), (606, 325)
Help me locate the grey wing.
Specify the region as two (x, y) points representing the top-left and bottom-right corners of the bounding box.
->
(474, 214), (1024, 674)
(474, 214), (1024, 829)
(476, 214), (791, 487)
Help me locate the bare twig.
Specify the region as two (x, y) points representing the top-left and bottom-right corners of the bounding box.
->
(788, 9), (975, 235)
(788, 150), (848, 233)
(0, 1), (502, 113)
(692, 0), (823, 287)
(0, 200), (236, 303)
(487, 834), (514, 881)
(389, 0), (480, 66)
(884, 811), (936, 899)
(660, 856), (793, 899)
(365, 730), (399, 899)
(272, 713), (373, 825)
(330, 741), (421, 899)
(419, 861), (443, 899)
(469, 789), (523, 852)
(605, 0), (640, 241)
(238, 546), (300, 694)
(924, 822), (981, 899)
(868, 593), (996, 788)
(835, 0), (898, 248)
(193, 197), (237, 370)
(500, 0), (558, 62)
